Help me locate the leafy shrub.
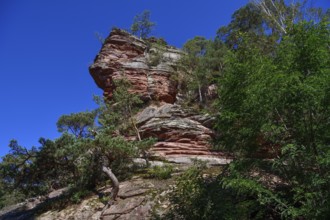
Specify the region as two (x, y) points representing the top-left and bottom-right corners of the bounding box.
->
(147, 165), (173, 180)
(70, 188), (91, 204)
(164, 161), (273, 220)
(0, 189), (26, 209)
(215, 21), (330, 219)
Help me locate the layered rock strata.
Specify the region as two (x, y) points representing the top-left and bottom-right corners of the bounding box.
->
(89, 28), (181, 103)
(90, 29), (225, 159)
(137, 104), (224, 157)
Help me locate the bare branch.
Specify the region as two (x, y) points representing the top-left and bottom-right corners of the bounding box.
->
(251, 0), (288, 34)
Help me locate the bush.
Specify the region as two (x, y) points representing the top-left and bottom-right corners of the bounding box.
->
(147, 165), (173, 180)
(164, 161), (273, 220)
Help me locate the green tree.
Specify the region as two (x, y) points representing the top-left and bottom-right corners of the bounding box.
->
(35, 135), (81, 189)
(0, 85), (153, 210)
(181, 36), (209, 103)
(0, 135), (89, 199)
(89, 79), (155, 213)
(130, 10), (155, 39)
(251, 0), (330, 35)
(56, 110), (97, 138)
(217, 3), (280, 54)
(0, 140), (41, 196)
(215, 21), (330, 218)
(165, 161), (272, 219)
(180, 37), (228, 106)
(96, 79), (154, 165)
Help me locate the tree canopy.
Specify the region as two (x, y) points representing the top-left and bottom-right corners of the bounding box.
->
(171, 1), (330, 219)
(130, 10), (155, 39)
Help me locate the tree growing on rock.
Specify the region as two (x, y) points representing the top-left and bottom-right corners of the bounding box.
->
(0, 91), (153, 213)
(130, 10), (155, 39)
(96, 79), (155, 166)
(180, 37), (227, 106)
(53, 80), (154, 213)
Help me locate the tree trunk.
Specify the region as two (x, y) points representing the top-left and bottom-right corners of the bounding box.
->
(128, 105), (150, 167)
(198, 84), (203, 103)
(100, 166), (119, 219)
(251, 0), (288, 34)
(102, 166), (119, 200)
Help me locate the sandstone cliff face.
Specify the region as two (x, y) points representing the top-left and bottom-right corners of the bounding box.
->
(136, 104), (225, 158)
(89, 28), (181, 103)
(90, 29), (224, 159)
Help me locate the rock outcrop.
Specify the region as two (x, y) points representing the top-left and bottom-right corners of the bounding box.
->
(89, 28), (181, 103)
(89, 29), (227, 160)
(0, 29), (231, 220)
(137, 103), (225, 158)
(0, 177), (173, 220)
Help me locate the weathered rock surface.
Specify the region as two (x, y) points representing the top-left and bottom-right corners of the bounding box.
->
(89, 28), (230, 160)
(0, 188), (69, 220)
(137, 103), (225, 158)
(166, 156), (233, 165)
(89, 28), (182, 103)
(1, 177), (174, 220)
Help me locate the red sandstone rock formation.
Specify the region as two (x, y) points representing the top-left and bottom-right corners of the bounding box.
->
(136, 103), (225, 158)
(89, 28), (181, 103)
(89, 29), (226, 159)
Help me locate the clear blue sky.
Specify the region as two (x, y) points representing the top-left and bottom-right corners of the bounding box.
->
(0, 0), (328, 157)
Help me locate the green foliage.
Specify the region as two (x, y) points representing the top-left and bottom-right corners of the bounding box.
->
(147, 43), (165, 67)
(96, 79), (143, 136)
(0, 188), (25, 209)
(215, 21), (330, 219)
(173, 6), (330, 219)
(35, 136), (78, 188)
(165, 161), (271, 220)
(1, 3), (329, 217)
(0, 140), (41, 197)
(70, 188), (91, 204)
(95, 78), (155, 165)
(216, 3), (275, 51)
(217, 20), (330, 154)
(251, 0), (330, 35)
(56, 110), (97, 138)
(130, 10), (155, 39)
(147, 37), (168, 46)
(147, 165), (173, 180)
(0, 135), (94, 199)
(179, 37), (228, 107)
(0, 79), (154, 207)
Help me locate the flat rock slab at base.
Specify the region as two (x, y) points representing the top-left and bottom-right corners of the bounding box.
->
(36, 197), (104, 220)
(118, 180), (153, 199)
(118, 188), (149, 199)
(33, 179), (157, 220)
(103, 197), (145, 217)
(100, 179), (157, 220)
(115, 201), (152, 220)
(166, 156), (233, 165)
